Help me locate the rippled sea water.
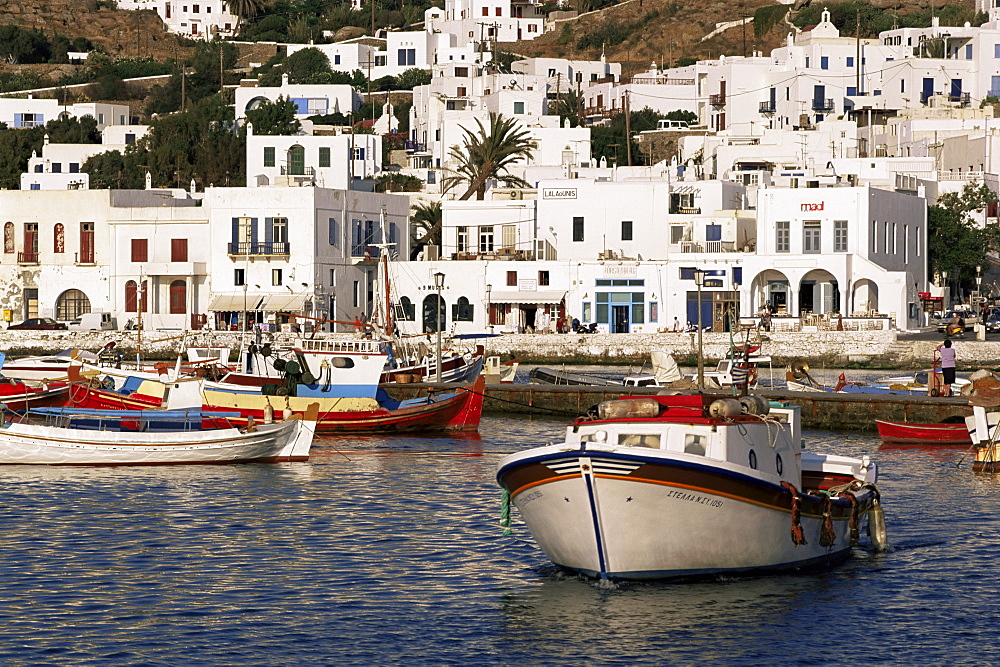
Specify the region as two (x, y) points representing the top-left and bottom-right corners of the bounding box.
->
(2, 416), (997, 665)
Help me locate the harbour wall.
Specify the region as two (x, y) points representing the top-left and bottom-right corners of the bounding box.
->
(389, 382), (972, 432)
(3, 329), (1000, 368)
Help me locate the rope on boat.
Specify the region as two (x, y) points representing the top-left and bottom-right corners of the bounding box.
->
(500, 489), (512, 536)
(780, 481), (808, 545)
(819, 495), (836, 547)
(839, 491), (861, 546)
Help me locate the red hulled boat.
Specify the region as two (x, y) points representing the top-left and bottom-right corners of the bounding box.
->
(875, 419), (971, 445)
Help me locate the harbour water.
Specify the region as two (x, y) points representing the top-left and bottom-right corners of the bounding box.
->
(2, 416), (997, 664)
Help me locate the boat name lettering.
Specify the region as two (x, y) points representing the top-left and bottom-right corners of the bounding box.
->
(542, 188), (577, 199)
(666, 490), (723, 507)
(520, 490), (543, 504)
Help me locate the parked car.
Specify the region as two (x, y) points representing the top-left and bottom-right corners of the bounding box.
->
(935, 309), (979, 333)
(8, 317), (68, 331)
(985, 307), (1000, 333)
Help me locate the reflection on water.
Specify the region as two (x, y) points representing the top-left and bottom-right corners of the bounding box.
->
(0, 418), (998, 663)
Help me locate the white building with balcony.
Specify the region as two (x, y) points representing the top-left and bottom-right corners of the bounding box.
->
(245, 123), (381, 189)
(205, 186), (409, 332)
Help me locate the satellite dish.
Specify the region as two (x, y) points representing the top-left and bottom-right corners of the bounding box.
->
(510, 79), (517, 86)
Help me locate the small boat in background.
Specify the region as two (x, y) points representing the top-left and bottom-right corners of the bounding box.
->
(0, 405), (318, 465)
(1, 349), (98, 383)
(876, 418), (972, 446)
(497, 393), (887, 580)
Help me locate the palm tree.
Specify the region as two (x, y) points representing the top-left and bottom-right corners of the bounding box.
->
(409, 200), (443, 260)
(441, 112), (536, 201)
(225, 0), (266, 30)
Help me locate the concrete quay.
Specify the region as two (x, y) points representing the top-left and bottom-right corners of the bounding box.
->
(387, 382), (971, 433)
(1, 328), (998, 368)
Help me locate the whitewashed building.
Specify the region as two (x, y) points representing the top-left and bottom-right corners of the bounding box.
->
(115, 0), (239, 39)
(245, 123), (381, 189)
(234, 78), (361, 122)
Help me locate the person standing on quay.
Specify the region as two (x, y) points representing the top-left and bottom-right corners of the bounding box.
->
(936, 339), (957, 397)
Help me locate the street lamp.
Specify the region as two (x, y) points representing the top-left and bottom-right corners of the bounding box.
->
(486, 283), (492, 334)
(977, 265), (983, 294)
(434, 271), (445, 382)
(693, 268), (706, 389)
(942, 270), (949, 309)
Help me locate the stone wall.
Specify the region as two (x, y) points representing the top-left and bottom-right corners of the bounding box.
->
(3, 329), (1000, 369)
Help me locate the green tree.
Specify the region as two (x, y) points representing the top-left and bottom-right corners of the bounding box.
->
(225, 0), (266, 30)
(928, 182), (999, 289)
(85, 95), (244, 190)
(395, 68), (432, 90)
(591, 108), (668, 166)
(409, 200), (442, 260)
(441, 113), (535, 200)
(376, 173), (423, 193)
(244, 96), (301, 135)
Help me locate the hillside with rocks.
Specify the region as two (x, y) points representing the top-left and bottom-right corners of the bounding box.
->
(503, 0), (980, 77)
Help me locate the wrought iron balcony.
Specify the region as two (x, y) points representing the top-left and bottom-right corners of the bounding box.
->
(17, 251), (39, 264)
(759, 101), (776, 114)
(709, 94), (726, 107)
(228, 242), (290, 257)
(811, 98), (834, 112)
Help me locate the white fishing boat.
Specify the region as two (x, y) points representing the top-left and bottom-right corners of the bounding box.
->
(1, 348), (99, 383)
(0, 404), (318, 465)
(497, 393), (887, 580)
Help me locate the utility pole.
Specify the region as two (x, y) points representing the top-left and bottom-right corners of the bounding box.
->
(624, 89), (632, 167)
(555, 72), (560, 119)
(856, 10), (861, 96)
(219, 45), (224, 96)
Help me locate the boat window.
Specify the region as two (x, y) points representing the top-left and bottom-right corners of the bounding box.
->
(716, 360), (729, 372)
(580, 430), (607, 443)
(684, 434), (706, 456)
(618, 433), (661, 448)
(331, 357), (355, 368)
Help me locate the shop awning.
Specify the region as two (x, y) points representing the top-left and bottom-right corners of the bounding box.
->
(490, 290), (566, 304)
(263, 293), (310, 312)
(208, 293), (268, 311)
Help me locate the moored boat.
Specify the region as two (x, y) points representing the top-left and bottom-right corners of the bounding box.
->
(876, 418), (972, 445)
(497, 393), (887, 580)
(0, 404), (318, 465)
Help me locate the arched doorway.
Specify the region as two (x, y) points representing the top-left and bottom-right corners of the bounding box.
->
(422, 294), (445, 333)
(169, 280), (187, 314)
(799, 269), (840, 315)
(55, 289), (90, 320)
(750, 269), (791, 315)
(852, 279), (879, 315)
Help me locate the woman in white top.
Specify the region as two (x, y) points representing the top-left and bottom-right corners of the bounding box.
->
(935, 339), (957, 396)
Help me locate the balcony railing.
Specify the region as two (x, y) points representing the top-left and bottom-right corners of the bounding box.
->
(709, 94), (726, 107)
(759, 101), (775, 114)
(811, 98), (834, 112)
(405, 141), (428, 153)
(280, 166), (315, 177)
(17, 251), (39, 264)
(228, 242), (290, 257)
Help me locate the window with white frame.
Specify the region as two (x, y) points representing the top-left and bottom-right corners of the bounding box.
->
(803, 221), (821, 253)
(834, 220), (847, 252)
(776, 221), (790, 252)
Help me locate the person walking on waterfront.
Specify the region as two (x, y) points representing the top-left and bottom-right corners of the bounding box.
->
(936, 339), (957, 397)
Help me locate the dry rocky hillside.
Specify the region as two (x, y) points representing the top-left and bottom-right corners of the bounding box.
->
(0, 0), (982, 86)
(504, 0), (979, 77)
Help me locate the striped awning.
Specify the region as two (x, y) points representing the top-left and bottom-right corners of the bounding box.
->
(490, 290), (566, 304)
